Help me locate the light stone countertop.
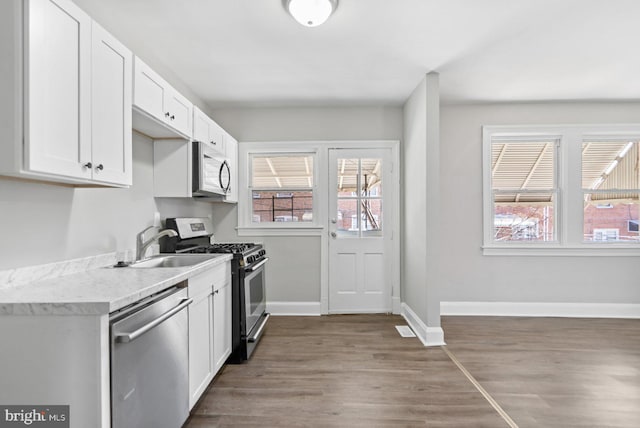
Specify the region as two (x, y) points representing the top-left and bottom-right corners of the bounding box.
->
(0, 254), (233, 316)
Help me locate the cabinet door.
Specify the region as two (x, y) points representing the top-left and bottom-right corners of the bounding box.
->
(164, 89), (192, 138)
(192, 107), (209, 144)
(213, 282), (232, 374)
(208, 119), (225, 156)
(91, 22), (132, 186)
(26, 0), (92, 179)
(188, 291), (214, 409)
(224, 133), (238, 203)
(133, 56), (167, 123)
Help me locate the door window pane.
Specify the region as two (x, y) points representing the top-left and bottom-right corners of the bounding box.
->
(336, 199), (358, 236)
(336, 158), (358, 196)
(361, 199), (382, 237)
(361, 158), (383, 196)
(336, 157), (384, 236)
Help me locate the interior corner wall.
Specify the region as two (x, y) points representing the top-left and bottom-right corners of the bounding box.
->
(439, 102), (640, 307)
(402, 73), (441, 328)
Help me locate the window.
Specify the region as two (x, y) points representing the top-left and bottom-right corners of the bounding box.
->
(483, 125), (640, 254)
(582, 140), (640, 242)
(490, 139), (557, 242)
(247, 152), (316, 226)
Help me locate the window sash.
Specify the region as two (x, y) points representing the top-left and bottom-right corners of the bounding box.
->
(247, 151), (317, 226)
(249, 153), (315, 190)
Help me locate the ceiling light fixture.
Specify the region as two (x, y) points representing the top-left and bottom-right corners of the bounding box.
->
(284, 0), (338, 27)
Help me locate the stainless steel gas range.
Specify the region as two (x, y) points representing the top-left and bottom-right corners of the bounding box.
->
(161, 217), (270, 362)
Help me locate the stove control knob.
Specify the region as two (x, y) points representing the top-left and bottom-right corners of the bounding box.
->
(247, 255), (255, 264)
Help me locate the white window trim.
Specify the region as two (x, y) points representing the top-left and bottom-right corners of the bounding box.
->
(238, 141), (327, 237)
(483, 124), (640, 256)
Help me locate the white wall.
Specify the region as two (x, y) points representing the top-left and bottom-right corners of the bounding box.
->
(439, 102), (640, 306)
(0, 132), (213, 270)
(210, 106), (403, 304)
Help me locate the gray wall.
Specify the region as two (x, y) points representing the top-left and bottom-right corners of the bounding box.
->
(0, 132), (213, 270)
(439, 102), (640, 305)
(402, 74), (442, 328)
(210, 106), (404, 303)
(402, 79), (428, 321)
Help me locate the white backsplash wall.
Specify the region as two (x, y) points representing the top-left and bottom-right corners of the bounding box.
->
(0, 132), (212, 270)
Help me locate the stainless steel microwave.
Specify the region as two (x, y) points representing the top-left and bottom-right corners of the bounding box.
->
(192, 141), (230, 197)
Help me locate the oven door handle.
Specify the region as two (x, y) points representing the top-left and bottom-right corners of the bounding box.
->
(115, 298), (193, 343)
(248, 313), (270, 343)
(245, 257), (268, 272)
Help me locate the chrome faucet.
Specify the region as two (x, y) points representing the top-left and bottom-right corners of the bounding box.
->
(136, 226), (178, 261)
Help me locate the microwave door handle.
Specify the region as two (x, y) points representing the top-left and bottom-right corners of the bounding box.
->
(219, 160), (231, 193)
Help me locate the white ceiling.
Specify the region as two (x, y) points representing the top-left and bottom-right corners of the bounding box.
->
(74, 0), (640, 108)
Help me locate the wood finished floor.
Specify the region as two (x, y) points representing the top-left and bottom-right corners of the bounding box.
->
(442, 316), (640, 428)
(184, 314), (640, 427)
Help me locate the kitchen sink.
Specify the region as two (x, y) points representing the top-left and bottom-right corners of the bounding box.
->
(129, 254), (218, 268)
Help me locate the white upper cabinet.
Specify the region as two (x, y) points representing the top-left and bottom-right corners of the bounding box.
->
(91, 22), (133, 186)
(193, 107), (225, 156)
(25, 0), (92, 180)
(133, 57), (193, 139)
(0, 0), (132, 187)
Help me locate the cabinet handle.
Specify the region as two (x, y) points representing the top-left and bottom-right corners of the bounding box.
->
(211, 141), (216, 145)
(83, 162), (92, 169)
(96, 164), (104, 171)
(170, 115), (175, 120)
(165, 112), (170, 118)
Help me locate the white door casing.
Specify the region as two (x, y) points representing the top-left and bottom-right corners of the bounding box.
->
(328, 148), (394, 313)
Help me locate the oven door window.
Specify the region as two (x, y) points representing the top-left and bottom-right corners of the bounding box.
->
(244, 267), (266, 334)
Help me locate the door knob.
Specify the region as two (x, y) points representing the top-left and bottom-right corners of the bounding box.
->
(331, 218), (337, 224)
(330, 232), (337, 238)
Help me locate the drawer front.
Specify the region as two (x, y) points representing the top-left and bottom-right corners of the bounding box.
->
(188, 263), (228, 297)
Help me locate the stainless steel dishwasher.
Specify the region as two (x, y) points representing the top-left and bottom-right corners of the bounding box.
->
(110, 284), (192, 428)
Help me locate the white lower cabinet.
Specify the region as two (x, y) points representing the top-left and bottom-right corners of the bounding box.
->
(188, 261), (231, 409)
(213, 281), (232, 373)
(188, 282), (214, 409)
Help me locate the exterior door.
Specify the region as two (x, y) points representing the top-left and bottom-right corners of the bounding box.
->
(328, 148), (393, 313)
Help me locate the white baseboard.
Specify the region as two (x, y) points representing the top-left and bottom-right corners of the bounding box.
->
(267, 301), (321, 316)
(441, 301), (640, 319)
(400, 303), (446, 347)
